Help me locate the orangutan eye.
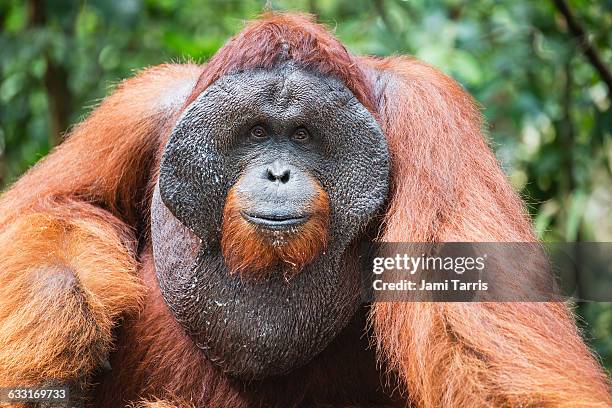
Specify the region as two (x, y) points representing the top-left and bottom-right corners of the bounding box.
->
(292, 127), (310, 142)
(250, 125), (268, 140)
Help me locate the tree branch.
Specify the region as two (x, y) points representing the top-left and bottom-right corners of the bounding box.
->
(552, 0), (612, 95)
(28, 0), (71, 146)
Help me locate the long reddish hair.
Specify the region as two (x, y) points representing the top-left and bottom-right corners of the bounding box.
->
(186, 13), (376, 112)
(0, 12), (609, 408)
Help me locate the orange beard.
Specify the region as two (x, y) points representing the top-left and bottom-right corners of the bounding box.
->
(221, 184), (330, 280)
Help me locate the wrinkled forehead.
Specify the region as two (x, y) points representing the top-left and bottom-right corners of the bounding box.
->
(180, 65), (358, 126)
(221, 65), (353, 105)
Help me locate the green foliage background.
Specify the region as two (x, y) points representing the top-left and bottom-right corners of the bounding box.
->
(1, 0), (611, 371)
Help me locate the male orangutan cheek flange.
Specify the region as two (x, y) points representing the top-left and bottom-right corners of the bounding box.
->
(2, 12), (609, 407)
(151, 64), (390, 379)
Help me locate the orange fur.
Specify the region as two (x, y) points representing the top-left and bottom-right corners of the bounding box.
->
(0, 65), (200, 391)
(0, 208), (142, 387)
(0, 64), (201, 228)
(0, 12), (609, 408)
(134, 398), (194, 408)
(186, 13), (376, 114)
(364, 56), (612, 407)
(221, 181), (330, 279)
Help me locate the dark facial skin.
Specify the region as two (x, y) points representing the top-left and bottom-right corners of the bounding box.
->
(238, 156), (318, 230)
(151, 64), (390, 379)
